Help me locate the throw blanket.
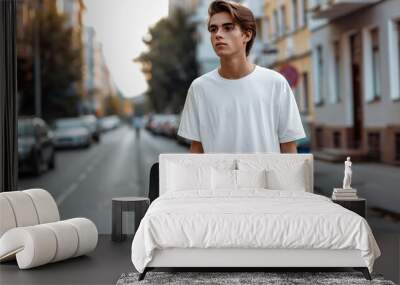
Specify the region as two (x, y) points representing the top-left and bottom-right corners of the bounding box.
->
(131, 189), (381, 273)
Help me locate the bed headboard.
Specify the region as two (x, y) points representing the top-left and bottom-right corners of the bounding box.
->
(159, 153), (314, 195)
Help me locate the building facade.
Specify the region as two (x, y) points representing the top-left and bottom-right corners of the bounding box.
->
(263, 0), (317, 140)
(192, 0), (220, 75)
(56, 0), (86, 114)
(242, 0), (268, 66)
(309, 0), (400, 164)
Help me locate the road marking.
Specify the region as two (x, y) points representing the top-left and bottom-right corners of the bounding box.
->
(78, 173), (87, 181)
(56, 128), (128, 207)
(87, 164), (95, 172)
(57, 182), (79, 205)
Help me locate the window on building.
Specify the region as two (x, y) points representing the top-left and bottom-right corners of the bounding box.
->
(273, 10), (279, 38)
(396, 132), (400, 161)
(389, 19), (400, 100)
(56, 0), (64, 14)
(280, 5), (287, 36)
(371, 28), (381, 99)
(333, 131), (341, 148)
(256, 18), (262, 40)
(292, 0), (298, 31)
(16, 5), (24, 38)
(368, 132), (381, 161)
(397, 20), (400, 96)
(303, 0), (308, 26)
(263, 16), (270, 44)
(294, 86), (301, 108)
(300, 72), (309, 114)
(333, 40), (341, 103)
(316, 127), (323, 148)
(315, 45), (324, 105)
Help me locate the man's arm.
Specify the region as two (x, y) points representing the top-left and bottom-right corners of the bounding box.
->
(190, 140), (204, 153)
(280, 141), (298, 153)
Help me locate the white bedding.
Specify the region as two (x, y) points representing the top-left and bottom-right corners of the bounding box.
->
(131, 189), (381, 273)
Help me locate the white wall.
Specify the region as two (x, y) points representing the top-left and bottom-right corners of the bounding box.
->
(310, 0), (400, 127)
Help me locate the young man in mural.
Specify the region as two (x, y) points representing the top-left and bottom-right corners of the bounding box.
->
(177, 0), (305, 154)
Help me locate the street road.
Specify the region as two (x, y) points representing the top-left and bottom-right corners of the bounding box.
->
(18, 125), (400, 283)
(18, 125), (186, 234)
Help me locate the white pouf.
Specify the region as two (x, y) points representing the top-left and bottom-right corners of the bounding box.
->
(0, 189), (98, 269)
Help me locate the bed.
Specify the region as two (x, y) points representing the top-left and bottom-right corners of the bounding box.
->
(131, 153), (381, 281)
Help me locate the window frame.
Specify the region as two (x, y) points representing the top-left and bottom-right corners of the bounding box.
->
(388, 18), (400, 101)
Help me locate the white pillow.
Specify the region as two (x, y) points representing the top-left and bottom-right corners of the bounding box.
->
(237, 159), (308, 192)
(266, 163), (306, 191)
(211, 168), (268, 190)
(211, 168), (236, 190)
(167, 162), (212, 191)
(236, 169), (268, 189)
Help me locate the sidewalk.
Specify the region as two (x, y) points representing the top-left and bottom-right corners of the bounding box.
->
(314, 159), (400, 231)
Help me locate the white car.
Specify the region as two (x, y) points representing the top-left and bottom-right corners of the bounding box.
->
(98, 115), (121, 132)
(81, 115), (101, 142)
(53, 118), (92, 148)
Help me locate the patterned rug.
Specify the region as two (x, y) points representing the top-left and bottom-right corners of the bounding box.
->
(116, 271), (396, 285)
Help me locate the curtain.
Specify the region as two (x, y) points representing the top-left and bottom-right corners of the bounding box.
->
(0, 0), (18, 192)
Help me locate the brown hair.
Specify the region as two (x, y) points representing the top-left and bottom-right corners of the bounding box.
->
(208, 0), (256, 56)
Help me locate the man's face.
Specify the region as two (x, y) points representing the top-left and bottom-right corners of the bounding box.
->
(208, 12), (251, 58)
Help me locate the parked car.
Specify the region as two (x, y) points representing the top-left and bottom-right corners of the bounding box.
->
(98, 115), (121, 132)
(18, 117), (56, 176)
(53, 117), (92, 149)
(146, 114), (177, 137)
(159, 115), (179, 138)
(169, 115), (180, 138)
(144, 114), (156, 132)
(80, 115), (101, 143)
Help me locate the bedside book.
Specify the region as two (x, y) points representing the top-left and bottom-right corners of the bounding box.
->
(333, 191), (357, 195)
(332, 188), (358, 200)
(332, 195), (359, 200)
(333, 188), (357, 193)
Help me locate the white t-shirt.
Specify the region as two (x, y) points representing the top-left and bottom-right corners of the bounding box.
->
(177, 65), (306, 153)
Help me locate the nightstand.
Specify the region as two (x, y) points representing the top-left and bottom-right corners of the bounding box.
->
(332, 198), (366, 218)
(112, 197), (150, 242)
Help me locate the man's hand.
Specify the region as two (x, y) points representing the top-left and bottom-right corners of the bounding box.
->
(190, 140), (204, 153)
(280, 141), (298, 153)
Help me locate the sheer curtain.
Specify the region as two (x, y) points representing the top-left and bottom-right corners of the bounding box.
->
(0, 0), (18, 192)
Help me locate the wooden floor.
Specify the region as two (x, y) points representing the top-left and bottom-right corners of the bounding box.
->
(0, 235), (133, 285)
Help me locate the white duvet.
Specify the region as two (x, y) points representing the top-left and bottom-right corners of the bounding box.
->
(131, 189), (381, 273)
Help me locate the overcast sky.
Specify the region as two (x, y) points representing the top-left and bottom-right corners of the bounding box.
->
(83, 0), (169, 98)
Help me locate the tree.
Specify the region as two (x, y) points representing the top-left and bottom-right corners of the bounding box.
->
(136, 8), (199, 114)
(18, 6), (83, 121)
(104, 96), (121, 116)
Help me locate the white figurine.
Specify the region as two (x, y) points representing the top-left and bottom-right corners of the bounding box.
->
(342, 157), (352, 189)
